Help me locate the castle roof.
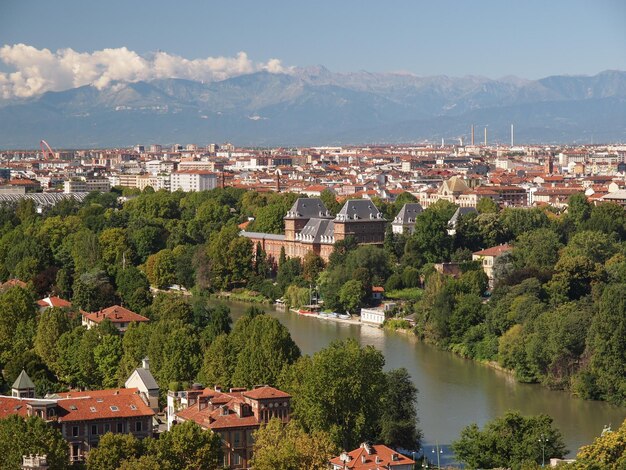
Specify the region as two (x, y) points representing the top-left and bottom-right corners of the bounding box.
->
(284, 198), (332, 219)
(336, 199), (384, 222)
(393, 202), (423, 225)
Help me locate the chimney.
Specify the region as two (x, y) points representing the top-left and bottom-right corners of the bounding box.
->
(141, 358), (150, 370)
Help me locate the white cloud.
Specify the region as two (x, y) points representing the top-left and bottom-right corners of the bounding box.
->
(0, 44), (291, 99)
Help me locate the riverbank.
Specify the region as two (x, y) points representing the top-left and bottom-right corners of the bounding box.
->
(287, 308), (364, 326)
(215, 290), (272, 304)
(221, 298), (626, 457)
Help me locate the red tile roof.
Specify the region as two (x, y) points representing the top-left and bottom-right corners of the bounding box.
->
(56, 390), (153, 422)
(0, 279), (27, 289)
(473, 244), (512, 257)
(37, 296), (72, 308)
(329, 444), (415, 468)
(243, 386), (291, 400)
(0, 397), (29, 419)
(82, 305), (149, 324)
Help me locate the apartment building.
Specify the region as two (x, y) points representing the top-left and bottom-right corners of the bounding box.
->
(1, 371), (155, 463)
(170, 385), (291, 469)
(170, 170), (218, 192)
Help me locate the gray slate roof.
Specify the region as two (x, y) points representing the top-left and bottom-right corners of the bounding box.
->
(134, 368), (159, 391)
(12, 369), (35, 390)
(241, 231), (286, 241)
(299, 218), (335, 243)
(285, 198), (332, 219)
(336, 199), (384, 221)
(448, 207), (478, 227)
(393, 203), (423, 225)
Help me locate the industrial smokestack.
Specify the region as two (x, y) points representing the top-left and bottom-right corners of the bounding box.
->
(484, 127), (487, 146)
(511, 124), (514, 147)
(471, 125), (475, 146)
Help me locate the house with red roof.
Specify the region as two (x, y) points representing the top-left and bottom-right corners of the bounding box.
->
(81, 305), (149, 333)
(472, 244), (513, 287)
(37, 296), (72, 311)
(169, 384), (291, 469)
(330, 443), (415, 470)
(1, 370), (155, 463)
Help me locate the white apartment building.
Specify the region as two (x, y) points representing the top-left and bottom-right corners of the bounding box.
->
(64, 177), (111, 193)
(170, 170), (218, 192)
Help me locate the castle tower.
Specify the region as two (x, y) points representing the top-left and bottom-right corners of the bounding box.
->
(284, 198), (332, 241)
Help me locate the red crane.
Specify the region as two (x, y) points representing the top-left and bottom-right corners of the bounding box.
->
(40, 140), (55, 159)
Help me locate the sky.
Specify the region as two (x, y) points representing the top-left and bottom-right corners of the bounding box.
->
(1, 0), (625, 98)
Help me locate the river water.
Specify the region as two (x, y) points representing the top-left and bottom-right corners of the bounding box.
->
(224, 300), (625, 462)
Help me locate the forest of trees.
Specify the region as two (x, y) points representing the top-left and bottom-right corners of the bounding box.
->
(0, 188), (625, 406)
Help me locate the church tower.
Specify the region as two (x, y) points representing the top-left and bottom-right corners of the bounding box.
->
(12, 370), (35, 398)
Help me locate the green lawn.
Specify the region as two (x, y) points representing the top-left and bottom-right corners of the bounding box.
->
(385, 287), (424, 301)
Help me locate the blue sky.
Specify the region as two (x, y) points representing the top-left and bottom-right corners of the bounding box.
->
(1, 0), (625, 79)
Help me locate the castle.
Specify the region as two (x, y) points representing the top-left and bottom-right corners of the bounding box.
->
(242, 198), (386, 262)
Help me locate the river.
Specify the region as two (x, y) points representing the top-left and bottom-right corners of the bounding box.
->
(223, 300), (625, 463)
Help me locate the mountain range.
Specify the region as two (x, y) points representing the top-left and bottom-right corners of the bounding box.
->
(1, 67), (625, 148)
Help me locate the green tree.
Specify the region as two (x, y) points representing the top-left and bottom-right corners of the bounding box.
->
(339, 279), (365, 315)
(251, 418), (339, 470)
(546, 255), (601, 304)
(573, 419), (626, 469)
(34, 307), (74, 371)
(231, 314), (300, 388)
(585, 284), (626, 404)
(513, 228), (562, 271)
(72, 269), (117, 312)
(99, 228), (133, 276)
(94, 334), (123, 388)
(199, 334), (236, 389)
(566, 193), (591, 229)
(115, 266), (152, 312)
(500, 207), (550, 239)
(285, 285), (310, 309)
(0, 415), (69, 470)
(404, 203), (455, 266)
(146, 420), (222, 470)
(280, 338), (387, 449)
(584, 202), (626, 238)
(379, 368), (422, 450)
(302, 252), (325, 283)
(144, 248), (177, 289)
(86, 432), (144, 470)
(0, 286), (36, 363)
(452, 411), (567, 470)
(561, 230), (618, 264)
(477, 197), (499, 214)
(147, 319), (201, 389)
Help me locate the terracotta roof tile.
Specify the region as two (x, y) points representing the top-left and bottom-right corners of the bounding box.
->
(82, 305), (149, 324)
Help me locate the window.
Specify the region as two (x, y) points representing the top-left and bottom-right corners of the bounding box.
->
(234, 431), (241, 447)
(91, 424), (98, 435)
(110, 406), (119, 412)
(135, 421), (142, 432)
(104, 423), (110, 433)
(117, 422), (124, 433)
(72, 426), (79, 437)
